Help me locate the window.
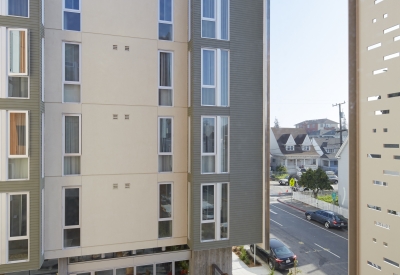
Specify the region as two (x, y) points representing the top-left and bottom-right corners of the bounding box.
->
(384, 258), (400, 268)
(158, 183), (173, 238)
(158, 118), (173, 172)
(63, 115), (81, 175)
(201, 0), (229, 40)
(201, 183), (229, 242)
(159, 0), (173, 40)
(63, 0), (81, 31)
(201, 116), (229, 174)
(367, 204), (382, 211)
(41, 113), (44, 178)
(373, 180), (388, 186)
(63, 42), (81, 103)
(388, 209), (399, 216)
(323, 160), (329, 166)
(302, 146), (310, 151)
(63, 187), (80, 248)
(137, 265), (154, 275)
(159, 51), (173, 106)
(367, 261), (381, 270)
(7, 0), (29, 17)
(8, 29), (28, 98)
(8, 193), (29, 262)
(286, 145), (294, 151)
(201, 49), (229, 106)
(8, 111), (29, 180)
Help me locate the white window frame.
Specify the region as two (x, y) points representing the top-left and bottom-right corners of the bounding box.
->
(41, 37), (44, 101)
(188, 116), (191, 173)
(201, 0), (229, 40)
(62, 186), (81, 249)
(158, 50), (174, 107)
(201, 48), (230, 107)
(41, 188), (44, 255)
(2, 0), (30, 18)
(188, 51), (191, 107)
(158, 182), (173, 239)
(7, 110), (29, 181)
(7, 192), (30, 264)
(302, 145), (310, 151)
(158, 0), (174, 41)
(8, 28), (28, 77)
(200, 182), (229, 242)
(158, 117), (173, 173)
(201, 116), (230, 174)
(62, 42), (81, 103)
(62, 0), (81, 32)
(41, 113), (44, 178)
(286, 145), (294, 151)
(62, 114), (81, 176)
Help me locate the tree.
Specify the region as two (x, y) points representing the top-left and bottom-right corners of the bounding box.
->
(274, 117), (280, 128)
(298, 168), (333, 198)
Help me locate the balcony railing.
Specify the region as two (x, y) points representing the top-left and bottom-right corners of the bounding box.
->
(212, 264), (228, 275)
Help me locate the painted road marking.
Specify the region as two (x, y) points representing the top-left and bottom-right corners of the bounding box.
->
(270, 219), (283, 226)
(270, 210), (278, 214)
(314, 243), (341, 258)
(270, 204), (348, 241)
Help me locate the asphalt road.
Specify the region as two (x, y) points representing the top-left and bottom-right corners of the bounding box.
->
(265, 198), (348, 275)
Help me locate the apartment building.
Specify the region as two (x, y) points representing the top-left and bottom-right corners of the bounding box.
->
(0, 0), (45, 273)
(40, 1), (265, 275)
(352, 0), (400, 274)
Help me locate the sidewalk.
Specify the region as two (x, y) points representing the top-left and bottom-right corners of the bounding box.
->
(277, 196), (320, 212)
(232, 247), (271, 275)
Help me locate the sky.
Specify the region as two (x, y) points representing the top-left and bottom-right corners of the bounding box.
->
(270, 0), (349, 128)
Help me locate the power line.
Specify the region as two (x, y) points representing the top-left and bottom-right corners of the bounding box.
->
(332, 101), (346, 147)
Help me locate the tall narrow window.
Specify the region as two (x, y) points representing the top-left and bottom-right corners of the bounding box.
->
(201, 116), (229, 174)
(158, 183), (173, 238)
(158, 118), (173, 172)
(201, 49), (229, 106)
(63, 43), (81, 103)
(159, 51), (173, 106)
(63, 115), (81, 175)
(159, 0), (173, 41)
(63, 188), (80, 248)
(8, 111), (29, 180)
(8, 193), (29, 262)
(201, 0), (229, 40)
(8, 29), (28, 98)
(63, 0), (81, 31)
(201, 183), (229, 242)
(8, 0), (29, 17)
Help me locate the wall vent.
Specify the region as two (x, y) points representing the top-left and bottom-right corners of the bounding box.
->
(113, 114), (118, 119)
(125, 46), (129, 51)
(113, 45), (118, 50)
(125, 183), (130, 189)
(125, 114), (129, 120)
(113, 183), (118, 189)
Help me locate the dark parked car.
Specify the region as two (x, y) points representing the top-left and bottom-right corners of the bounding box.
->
(250, 238), (297, 271)
(305, 210), (348, 229)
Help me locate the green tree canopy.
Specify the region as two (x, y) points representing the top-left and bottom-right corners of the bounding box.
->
(298, 168), (333, 198)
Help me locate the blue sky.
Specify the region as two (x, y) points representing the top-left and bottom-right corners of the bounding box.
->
(270, 0), (349, 128)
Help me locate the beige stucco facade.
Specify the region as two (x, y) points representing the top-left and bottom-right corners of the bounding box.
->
(357, 0), (400, 274)
(44, 0), (188, 263)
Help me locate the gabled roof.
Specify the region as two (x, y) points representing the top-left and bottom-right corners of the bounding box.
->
(295, 118), (339, 126)
(336, 137), (349, 158)
(271, 128), (319, 156)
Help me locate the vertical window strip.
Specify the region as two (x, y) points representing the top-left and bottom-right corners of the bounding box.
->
(63, 187), (81, 248)
(63, 0), (81, 31)
(63, 115), (81, 176)
(158, 117), (173, 172)
(158, 51), (173, 106)
(8, 193), (29, 262)
(8, 111), (29, 180)
(158, 0), (173, 40)
(201, 49), (229, 106)
(8, 28), (29, 98)
(7, 0), (29, 17)
(158, 183), (173, 238)
(63, 42), (81, 103)
(201, 0), (229, 40)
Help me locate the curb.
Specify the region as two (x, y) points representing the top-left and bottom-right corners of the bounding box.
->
(277, 198), (306, 212)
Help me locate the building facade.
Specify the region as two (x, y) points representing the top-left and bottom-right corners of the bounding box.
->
(294, 118), (339, 134)
(0, 0), (44, 273)
(354, 0), (400, 273)
(39, 1), (265, 275)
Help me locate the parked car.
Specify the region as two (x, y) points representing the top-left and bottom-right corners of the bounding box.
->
(328, 174), (339, 184)
(279, 176), (297, 186)
(250, 238), (297, 271)
(305, 210), (348, 229)
(325, 170), (335, 175)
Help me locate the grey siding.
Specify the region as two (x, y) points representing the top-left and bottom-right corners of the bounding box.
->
(188, 0), (264, 251)
(0, 0), (43, 272)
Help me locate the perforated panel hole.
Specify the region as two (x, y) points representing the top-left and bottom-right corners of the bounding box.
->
(125, 46), (129, 51)
(113, 183), (118, 189)
(125, 183), (130, 189)
(125, 115), (129, 120)
(113, 45), (118, 50)
(113, 114), (118, 119)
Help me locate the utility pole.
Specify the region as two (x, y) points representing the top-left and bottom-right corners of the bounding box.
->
(332, 101), (346, 146)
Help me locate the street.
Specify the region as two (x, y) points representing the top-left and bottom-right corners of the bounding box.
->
(265, 196), (348, 275)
